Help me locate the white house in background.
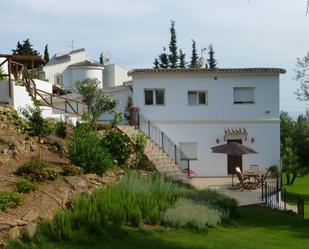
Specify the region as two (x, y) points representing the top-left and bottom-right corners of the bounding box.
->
(129, 68), (286, 177)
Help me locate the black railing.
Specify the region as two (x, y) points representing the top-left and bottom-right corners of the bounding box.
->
(136, 114), (191, 177)
(261, 181), (304, 219)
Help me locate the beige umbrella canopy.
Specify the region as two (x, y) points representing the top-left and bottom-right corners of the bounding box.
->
(211, 142), (257, 156)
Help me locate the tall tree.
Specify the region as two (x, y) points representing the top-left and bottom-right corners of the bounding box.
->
(179, 49), (186, 68)
(153, 58), (159, 69)
(190, 39), (198, 68)
(43, 44), (50, 64)
(12, 38), (40, 56)
(99, 52), (104, 64)
(158, 47), (169, 68)
(207, 45), (217, 69)
(294, 52), (309, 101)
(168, 20), (178, 68)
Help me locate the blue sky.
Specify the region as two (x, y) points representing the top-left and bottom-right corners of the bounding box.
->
(1, 0), (308, 117)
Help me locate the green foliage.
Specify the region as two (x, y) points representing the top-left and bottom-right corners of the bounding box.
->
(12, 38), (40, 56)
(15, 158), (58, 182)
(179, 49), (186, 68)
(61, 165), (83, 176)
(113, 112), (123, 126)
(132, 133), (147, 167)
(75, 78), (116, 122)
(0, 191), (22, 212)
(163, 198), (223, 228)
(0, 66), (7, 80)
(15, 179), (38, 193)
(101, 129), (134, 165)
(207, 45), (217, 69)
(137, 155), (156, 171)
(55, 121), (67, 138)
(190, 39), (198, 68)
(20, 105), (54, 138)
(158, 47), (169, 68)
(67, 125), (114, 175)
(294, 52), (309, 101)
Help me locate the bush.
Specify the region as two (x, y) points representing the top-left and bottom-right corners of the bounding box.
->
(55, 121), (67, 138)
(0, 192), (22, 212)
(15, 158), (58, 182)
(67, 126), (114, 175)
(137, 155), (156, 171)
(163, 198), (223, 229)
(15, 179), (38, 193)
(101, 129), (133, 165)
(61, 165), (83, 176)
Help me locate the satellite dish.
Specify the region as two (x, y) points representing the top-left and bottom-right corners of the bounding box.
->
(196, 57), (204, 68)
(103, 52), (111, 65)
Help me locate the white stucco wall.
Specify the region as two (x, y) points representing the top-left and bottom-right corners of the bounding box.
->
(103, 64), (131, 89)
(132, 72), (281, 176)
(68, 67), (103, 90)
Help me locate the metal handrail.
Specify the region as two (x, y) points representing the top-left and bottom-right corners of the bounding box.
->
(137, 113), (191, 177)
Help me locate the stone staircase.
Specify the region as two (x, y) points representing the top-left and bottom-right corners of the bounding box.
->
(120, 126), (189, 182)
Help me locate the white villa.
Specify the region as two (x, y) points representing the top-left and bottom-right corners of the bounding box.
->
(128, 68), (285, 176)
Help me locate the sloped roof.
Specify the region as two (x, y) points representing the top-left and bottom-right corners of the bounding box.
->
(128, 68), (286, 76)
(69, 60), (103, 68)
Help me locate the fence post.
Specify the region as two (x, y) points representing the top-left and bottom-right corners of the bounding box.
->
(265, 182), (268, 204)
(297, 195), (304, 219)
(174, 145), (177, 163)
(276, 176), (279, 203)
(147, 120), (150, 137)
(187, 160), (190, 178)
(284, 188), (286, 211)
(161, 132), (164, 149)
(261, 181), (264, 202)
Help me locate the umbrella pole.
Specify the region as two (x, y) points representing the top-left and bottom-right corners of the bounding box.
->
(232, 173), (234, 186)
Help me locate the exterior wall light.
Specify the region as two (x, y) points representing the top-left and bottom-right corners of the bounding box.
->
(251, 137), (255, 143)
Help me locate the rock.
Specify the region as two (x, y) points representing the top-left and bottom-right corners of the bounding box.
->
(12, 219), (28, 226)
(0, 115), (7, 122)
(23, 210), (39, 222)
(58, 188), (69, 206)
(0, 224), (10, 231)
(64, 176), (88, 191)
(0, 218), (17, 227)
(84, 174), (98, 181)
(23, 222), (37, 238)
(8, 226), (20, 240)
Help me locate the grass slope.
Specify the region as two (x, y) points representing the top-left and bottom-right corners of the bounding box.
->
(7, 206), (309, 249)
(284, 174), (309, 218)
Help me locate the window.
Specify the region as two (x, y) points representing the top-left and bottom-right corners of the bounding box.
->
(54, 73), (63, 86)
(188, 91), (208, 105)
(233, 87), (255, 104)
(144, 89), (165, 105)
(179, 142), (198, 160)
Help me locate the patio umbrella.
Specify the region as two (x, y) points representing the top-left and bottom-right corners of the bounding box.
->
(211, 142), (257, 156)
(211, 142), (257, 186)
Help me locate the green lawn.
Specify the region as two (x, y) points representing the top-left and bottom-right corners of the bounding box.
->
(283, 174), (309, 218)
(7, 206), (309, 249)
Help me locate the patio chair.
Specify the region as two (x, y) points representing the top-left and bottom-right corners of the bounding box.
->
(256, 168), (271, 188)
(234, 167), (258, 191)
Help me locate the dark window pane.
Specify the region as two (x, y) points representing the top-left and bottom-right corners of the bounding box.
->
(145, 90), (153, 105)
(198, 92), (206, 104)
(155, 89), (165, 105)
(188, 91), (197, 105)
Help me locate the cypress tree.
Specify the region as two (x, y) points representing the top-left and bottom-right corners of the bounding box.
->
(207, 45), (217, 69)
(99, 52), (104, 64)
(179, 49), (186, 68)
(168, 20), (178, 68)
(153, 58), (160, 69)
(44, 44), (50, 64)
(190, 39), (198, 68)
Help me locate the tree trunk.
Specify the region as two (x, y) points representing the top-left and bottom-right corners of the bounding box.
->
(290, 172), (297, 185)
(285, 173), (291, 185)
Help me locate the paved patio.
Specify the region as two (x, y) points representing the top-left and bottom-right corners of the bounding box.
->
(191, 177), (263, 206)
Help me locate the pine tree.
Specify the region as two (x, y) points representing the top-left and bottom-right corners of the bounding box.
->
(179, 49), (186, 68)
(168, 20), (178, 68)
(158, 47), (169, 68)
(153, 58), (160, 69)
(207, 45), (217, 69)
(12, 38), (40, 56)
(190, 39), (198, 68)
(43, 44), (49, 64)
(99, 52), (104, 64)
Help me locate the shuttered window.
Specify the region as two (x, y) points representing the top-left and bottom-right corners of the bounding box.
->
(233, 87), (255, 104)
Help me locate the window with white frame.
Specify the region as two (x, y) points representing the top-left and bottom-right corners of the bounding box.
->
(188, 91), (208, 105)
(233, 87), (255, 104)
(144, 89), (165, 105)
(54, 73), (63, 86)
(179, 142), (198, 160)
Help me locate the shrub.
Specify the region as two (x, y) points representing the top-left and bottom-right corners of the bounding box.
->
(137, 155), (156, 171)
(15, 158), (58, 182)
(15, 179), (38, 193)
(61, 165), (83, 176)
(55, 121), (67, 138)
(67, 126), (114, 175)
(0, 192), (22, 212)
(101, 129), (133, 165)
(132, 133), (147, 167)
(163, 198), (223, 229)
